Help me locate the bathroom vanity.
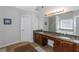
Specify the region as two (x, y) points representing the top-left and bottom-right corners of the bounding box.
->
(33, 30), (79, 52)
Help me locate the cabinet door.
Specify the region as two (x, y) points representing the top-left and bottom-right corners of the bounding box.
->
(54, 39), (73, 52)
(73, 43), (79, 52)
(34, 34), (47, 46)
(54, 39), (63, 52)
(34, 34), (42, 45)
(62, 40), (73, 52)
(42, 35), (48, 46)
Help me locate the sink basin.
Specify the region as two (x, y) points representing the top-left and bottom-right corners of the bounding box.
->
(58, 36), (70, 39)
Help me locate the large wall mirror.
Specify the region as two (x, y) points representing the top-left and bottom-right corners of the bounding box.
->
(43, 10), (79, 35)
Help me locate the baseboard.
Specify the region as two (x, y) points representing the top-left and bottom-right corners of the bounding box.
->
(0, 41), (24, 48)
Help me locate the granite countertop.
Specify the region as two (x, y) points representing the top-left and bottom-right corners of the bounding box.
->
(36, 32), (79, 44)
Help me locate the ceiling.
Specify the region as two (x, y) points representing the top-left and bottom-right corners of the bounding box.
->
(14, 6), (79, 16)
(15, 6), (79, 11)
(15, 6), (37, 11)
(45, 6), (79, 11)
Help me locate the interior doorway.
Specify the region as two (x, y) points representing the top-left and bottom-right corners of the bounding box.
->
(21, 15), (33, 42)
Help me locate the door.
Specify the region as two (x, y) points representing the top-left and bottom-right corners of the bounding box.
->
(21, 15), (33, 42)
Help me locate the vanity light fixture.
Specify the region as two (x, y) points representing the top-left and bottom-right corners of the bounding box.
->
(55, 9), (64, 14)
(45, 9), (64, 16)
(45, 12), (54, 16)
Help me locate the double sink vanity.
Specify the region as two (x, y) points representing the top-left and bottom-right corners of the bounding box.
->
(33, 30), (79, 52)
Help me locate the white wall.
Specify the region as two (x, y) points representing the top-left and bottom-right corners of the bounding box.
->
(43, 17), (49, 31)
(31, 12), (39, 30)
(37, 16), (49, 31)
(36, 7), (49, 31)
(0, 6), (21, 46)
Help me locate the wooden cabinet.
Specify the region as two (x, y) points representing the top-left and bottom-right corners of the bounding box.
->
(33, 32), (79, 52)
(61, 40), (73, 52)
(53, 37), (74, 52)
(34, 33), (48, 46)
(73, 43), (79, 52)
(54, 39), (73, 52)
(34, 33), (43, 45)
(54, 39), (63, 52)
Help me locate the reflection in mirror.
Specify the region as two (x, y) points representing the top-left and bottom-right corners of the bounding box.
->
(44, 10), (79, 36)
